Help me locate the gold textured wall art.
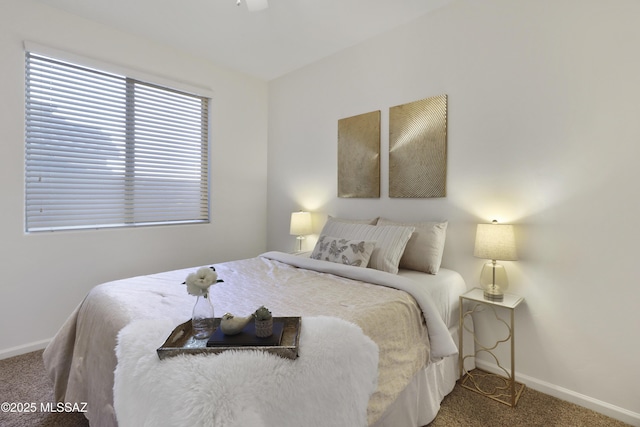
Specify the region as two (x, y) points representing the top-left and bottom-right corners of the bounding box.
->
(389, 94), (447, 198)
(338, 110), (380, 198)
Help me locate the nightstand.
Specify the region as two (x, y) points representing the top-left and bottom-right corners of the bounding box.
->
(458, 287), (525, 406)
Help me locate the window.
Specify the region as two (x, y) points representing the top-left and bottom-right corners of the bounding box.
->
(25, 52), (210, 232)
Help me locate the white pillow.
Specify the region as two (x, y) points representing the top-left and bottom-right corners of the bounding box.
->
(327, 215), (378, 225)
(377, 218), (448, 274)
(319, 221), (414, 274)
(310, 236), (376, 268)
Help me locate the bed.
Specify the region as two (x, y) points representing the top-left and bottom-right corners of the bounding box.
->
(43, 218), (470, 427)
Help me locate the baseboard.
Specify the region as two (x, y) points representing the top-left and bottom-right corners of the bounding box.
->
(0, 338), (50, 360)
(475, 360), (640, 426)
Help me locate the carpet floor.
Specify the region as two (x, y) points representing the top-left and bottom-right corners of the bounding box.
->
(0, 350), (631, 426)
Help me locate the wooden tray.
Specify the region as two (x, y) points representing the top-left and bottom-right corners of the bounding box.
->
(157, 317), (301, 360)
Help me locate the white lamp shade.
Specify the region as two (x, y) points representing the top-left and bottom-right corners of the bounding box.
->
(290, 211), (312, 236)
(474, 222), (517, 261)
(245, 0), (268, 11)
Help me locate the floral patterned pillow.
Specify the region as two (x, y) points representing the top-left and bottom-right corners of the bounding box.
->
(310, 235), (376, 268)
(316, 222), (415, 274)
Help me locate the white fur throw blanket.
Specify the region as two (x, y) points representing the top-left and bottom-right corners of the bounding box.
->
(114, 316), (379, 427)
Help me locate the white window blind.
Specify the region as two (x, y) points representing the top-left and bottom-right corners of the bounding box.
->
(25, 52), (210, 232)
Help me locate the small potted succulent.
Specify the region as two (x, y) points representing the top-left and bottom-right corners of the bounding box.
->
(253, 306), (273, 338)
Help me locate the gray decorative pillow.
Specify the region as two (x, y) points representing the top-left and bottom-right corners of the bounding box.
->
(318, 222), (414, 274)
(310, 235), (376, 268)
(377, 218), (448, 274)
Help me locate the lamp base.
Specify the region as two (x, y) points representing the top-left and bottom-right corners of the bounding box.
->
(480, 262), (507, 302)
(483, 289), (504, 302)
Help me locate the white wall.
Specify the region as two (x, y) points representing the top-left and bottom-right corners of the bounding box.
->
(267, 0), (640, 424)
(0, 0), (268, 357)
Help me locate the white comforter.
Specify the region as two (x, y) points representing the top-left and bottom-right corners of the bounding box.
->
(43, 252), (458, 427)
(261, 252), (457, 358)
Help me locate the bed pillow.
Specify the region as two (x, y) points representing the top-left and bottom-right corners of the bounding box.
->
(327, 215), (378, 225)
(377, 218), (448, 274)
(319, 221), (414, 274)
(310, 236), (376, 268)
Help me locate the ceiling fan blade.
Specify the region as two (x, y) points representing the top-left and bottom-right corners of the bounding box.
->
(245, 0), (268, 11)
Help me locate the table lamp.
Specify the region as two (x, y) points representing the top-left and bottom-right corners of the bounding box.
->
(290, 211), (312, 252)
(473, 220), (517, 301)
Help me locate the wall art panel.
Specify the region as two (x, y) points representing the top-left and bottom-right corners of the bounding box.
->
(337, 110), (380, 198)
(389, 94), (447, 198)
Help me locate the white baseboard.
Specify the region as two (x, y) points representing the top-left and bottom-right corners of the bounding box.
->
(475, 360), (640, 426)
(0, 338), (50, 360)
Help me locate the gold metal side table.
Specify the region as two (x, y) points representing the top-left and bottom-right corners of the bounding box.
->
(459, 287), (525, 407)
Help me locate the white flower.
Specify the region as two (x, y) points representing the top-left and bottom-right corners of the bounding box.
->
(185, 267), (218, 296)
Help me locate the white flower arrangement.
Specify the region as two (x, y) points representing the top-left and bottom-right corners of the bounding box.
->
(185, 266), (220, 297)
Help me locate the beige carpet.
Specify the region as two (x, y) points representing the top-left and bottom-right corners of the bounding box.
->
(0, 350), (88, 427)
(427, 378), (631, 426)
(0, 350), (631, 427)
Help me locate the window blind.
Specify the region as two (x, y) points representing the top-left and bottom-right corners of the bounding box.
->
(25, 52), (210, 232)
